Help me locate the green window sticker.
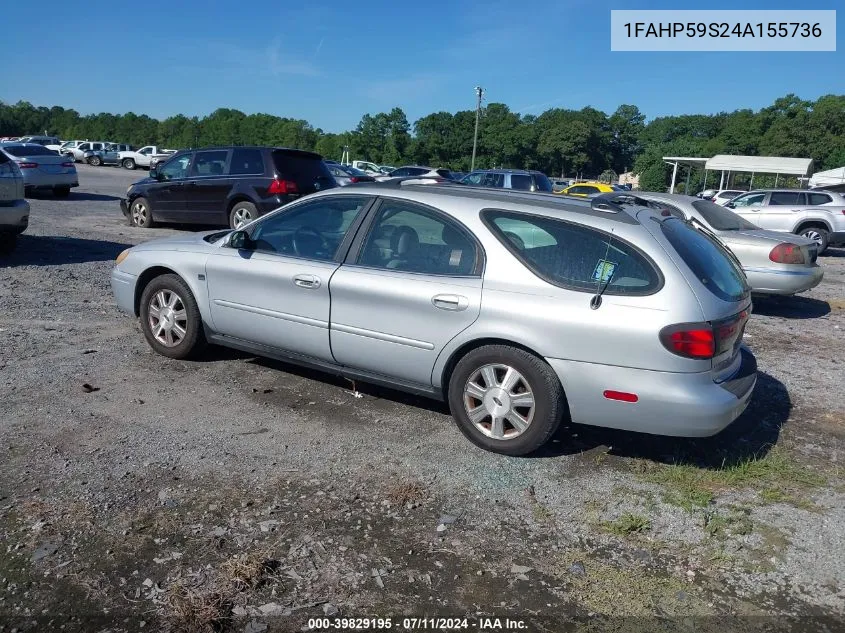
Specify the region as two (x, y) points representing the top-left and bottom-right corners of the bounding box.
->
(592, 260), (618, 283)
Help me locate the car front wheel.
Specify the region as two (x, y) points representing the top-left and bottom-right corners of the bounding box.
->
(130, 197), (155, 228)
(448, 344), (566, 456)
(139, 274), (206, 359)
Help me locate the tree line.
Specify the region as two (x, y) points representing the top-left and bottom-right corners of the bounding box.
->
(1, 94), (842, 192)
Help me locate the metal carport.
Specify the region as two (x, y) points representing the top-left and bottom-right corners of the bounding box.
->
(663, 155), (815, 193)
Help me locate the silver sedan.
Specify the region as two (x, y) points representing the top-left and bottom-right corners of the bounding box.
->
(637, 192), (822, 296)
(0, 143), (79, 197)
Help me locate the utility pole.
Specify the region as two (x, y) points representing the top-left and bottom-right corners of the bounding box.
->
(470, 86), (484, 171)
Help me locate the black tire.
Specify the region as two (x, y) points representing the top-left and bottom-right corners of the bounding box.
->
(229, 201), (258, 229)
(447, 344), (566, 456)
(130, 197), (155, 228)
(122, 158), (136, 170)
(53, 186), (70, 198)
(797, 226), (829, 255)
(87, 156), (102, 166)
(0, 233), (17, 255)
(139, 274), (206, 360)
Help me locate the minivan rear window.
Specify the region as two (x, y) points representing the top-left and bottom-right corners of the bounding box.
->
(272, 150), (336, 193)
(660, 218), (748, 302)
(483, 210), (662, 295)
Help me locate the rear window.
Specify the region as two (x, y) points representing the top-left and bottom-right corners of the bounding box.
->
(807, 192), (832, 206)
(691, 200), (758, 231)
(532, 173), (553, 192)
(483, 210), (662, 296)
(272, 150), (336, 193)
(3, 145), (57, 157)
(660, 218), (748, 302)
(230, 148), (264, 175)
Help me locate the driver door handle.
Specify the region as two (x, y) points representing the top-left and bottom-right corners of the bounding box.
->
(293, 274), (321, 289)
(432, 294), (468, 311)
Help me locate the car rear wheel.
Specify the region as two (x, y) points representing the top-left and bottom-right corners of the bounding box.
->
(798, 226), (829, 255)
(122, 158), (136, 170)
(131, 197), (155, 228)
(447, 345), (565, 456)
(229, 201), (257, 229)
(88, 156), (102, 166)
(53, 186), (70, 198)
(139, 274), (206, 360)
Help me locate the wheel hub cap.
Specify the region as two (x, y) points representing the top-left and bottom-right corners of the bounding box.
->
(463, 363), (535, 440)
(148, 290), (187, 347)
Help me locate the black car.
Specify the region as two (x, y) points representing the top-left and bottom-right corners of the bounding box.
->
(120, 146), (337, 229)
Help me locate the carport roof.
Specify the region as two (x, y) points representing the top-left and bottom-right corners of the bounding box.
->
(704, 155), (814, 176)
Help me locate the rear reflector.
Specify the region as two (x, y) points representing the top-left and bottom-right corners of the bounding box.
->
(603, 390), (638, 403)
(18, 162), (37, 169)
(61, 161), (74, 168)
(769, 243), (805, 264)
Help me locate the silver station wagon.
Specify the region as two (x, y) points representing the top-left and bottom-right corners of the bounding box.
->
(111, 182), (757, 456)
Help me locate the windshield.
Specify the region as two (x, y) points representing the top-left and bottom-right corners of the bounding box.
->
(691, 200), (758, 231)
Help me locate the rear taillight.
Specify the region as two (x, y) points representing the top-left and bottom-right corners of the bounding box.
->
(769, 243), (805, 264)
(18, 162), (37, 169)
(349, 177), (360, 183)
(267, 179), (299, 195)
(61, 161), (74, 168)
(660, 325), (716, 359)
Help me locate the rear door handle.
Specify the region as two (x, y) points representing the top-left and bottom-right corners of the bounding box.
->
(432, 294), (468, 311)
(293, 274), (321, 289)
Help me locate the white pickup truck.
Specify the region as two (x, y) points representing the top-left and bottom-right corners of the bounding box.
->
(118, 146), (176, 170)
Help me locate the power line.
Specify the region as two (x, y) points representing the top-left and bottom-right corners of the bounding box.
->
(470, 86), (484, 172)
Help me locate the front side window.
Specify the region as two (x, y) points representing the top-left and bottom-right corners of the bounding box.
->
(359, 201), (478, 275)
(462, 172), (484, 185)
(660, 217), (748, 302)
(191, 150), (228, 177)
(78, 143), (90, 151)
(249, 196), (370, 261)
(483, 210), (661, 295)
(769, 192), (801, 205)
(138, 147), (152, 155)
(483, 173), (504, 188)
(730, 193), (765, 207)
(159, 154), (192, 181)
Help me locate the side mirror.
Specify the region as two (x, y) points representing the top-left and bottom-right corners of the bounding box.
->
(725, 202), (735, 209)
(149, 169), (159, 180)
(229, 230), (254, 250)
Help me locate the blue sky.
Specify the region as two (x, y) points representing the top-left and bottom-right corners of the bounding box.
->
(1, 0), (841, 132)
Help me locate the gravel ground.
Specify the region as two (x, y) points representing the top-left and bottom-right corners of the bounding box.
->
(1, 165), (844, 632)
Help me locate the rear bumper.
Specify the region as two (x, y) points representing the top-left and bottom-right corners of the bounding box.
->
(0, 199), (30, 233)
(546, 347), (757, 437)
(23, 172), (78, 188)
(745, 265), (824, 295)
(111, 267), (138, 316)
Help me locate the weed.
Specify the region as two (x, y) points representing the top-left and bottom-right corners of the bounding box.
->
(604, 513), (651, 536)
(385, 479), (427, 506)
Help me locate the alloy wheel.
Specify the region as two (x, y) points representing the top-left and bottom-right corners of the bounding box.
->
(463, 363), (535, 440)
(233, 206), (253, 229)
(802, 229), (823, 245)
(147, 289), (187, 347)
(131, 201), (148, 226)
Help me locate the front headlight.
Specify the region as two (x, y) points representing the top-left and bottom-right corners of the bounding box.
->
(126, 185), (133, 195)
(115, 248), (131, 265)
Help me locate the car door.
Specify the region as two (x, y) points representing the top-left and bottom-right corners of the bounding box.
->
(329, 198), (483, 387)
(728, 192), (768, 226)
(145, 153), (194, 221)
(763, 191), (803, 230)
(187, 149), (231, 223)
(205, 195), (374, 360)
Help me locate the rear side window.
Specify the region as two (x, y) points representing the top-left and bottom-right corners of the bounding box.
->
(660, 218), (748, 302)
(769, 192), (800, 205)
(273, 150), (336, 193)
(483, 210), (661, 296)
(533, 173), (553, 192)
(807, 192), (832, 205)
(191, 150), (228, 176)
(509, 174), (532, 191)
(229, 148), (264, 175)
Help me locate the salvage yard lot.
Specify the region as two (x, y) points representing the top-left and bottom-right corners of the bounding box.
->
(1, 165), (844, 632)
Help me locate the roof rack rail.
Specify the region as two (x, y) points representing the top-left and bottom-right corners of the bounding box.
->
(590, 192), (659, 213)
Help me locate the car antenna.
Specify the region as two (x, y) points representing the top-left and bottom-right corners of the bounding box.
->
(590, 228), (616, 310)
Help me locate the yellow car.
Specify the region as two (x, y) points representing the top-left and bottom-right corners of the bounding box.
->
(558, 182), (615, 197)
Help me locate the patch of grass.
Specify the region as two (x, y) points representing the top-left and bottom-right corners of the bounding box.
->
(637, 446), (825, 510)
(603, 512), (652, 536)
(703, 507), (753, 540)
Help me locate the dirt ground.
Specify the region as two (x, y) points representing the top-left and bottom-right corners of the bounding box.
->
(1, 165), (844, 633)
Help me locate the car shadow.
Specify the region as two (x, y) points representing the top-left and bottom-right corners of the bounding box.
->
(751, 295), (831, 319)
(0, 235), (131, 266)
(24, 191), (120, 202)
(534, 370), (790, 469)
(821, 247), (844, 258)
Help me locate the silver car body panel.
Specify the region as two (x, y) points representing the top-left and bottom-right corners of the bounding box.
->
(112, 185), (756, 438)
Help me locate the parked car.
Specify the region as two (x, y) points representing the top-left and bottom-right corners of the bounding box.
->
(709, 190), (745, 206)
(57, 140), (85, 157)
(461, 169), (553, 192)
(64, 141), (110, 162)
(0, 143), (78, 197)
(558, 182), (615, 197)
(377, 166), (453, 181)
(726, 189), (845, 253)
(327, 163), (376, 186)
(551, 179), (572, 192)
(697, 189), (718, 199)
(636, 192), (822, 296)
(18, 135), (61, 148)
(349, 160), (383, 175)
(121, 146), (337, 230)
(378, 166), (396, 174)
(111, 183), (756, 456)
(84, 145), (120, 166)
(0, 150), (29, 253)
(118, 146), (177, 170)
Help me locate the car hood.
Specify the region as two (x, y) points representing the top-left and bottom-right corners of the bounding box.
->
(131, 177), (156, 187)
(717, 228), (816, 246)
(131, 230), (228, 253)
